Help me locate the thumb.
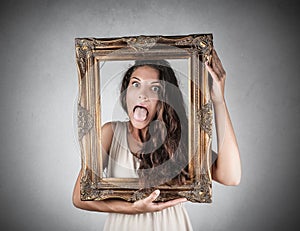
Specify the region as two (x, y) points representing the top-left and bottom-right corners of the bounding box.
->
(144, 190), (160, 203)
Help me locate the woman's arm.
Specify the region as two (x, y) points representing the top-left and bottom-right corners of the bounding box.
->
(101, 122), (115, 170)
(206, 49), (241, 186)
(72, 171), (187, 214)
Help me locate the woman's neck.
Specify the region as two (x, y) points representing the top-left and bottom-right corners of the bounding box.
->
(127, 121), (148, 156)
(127, 121), (148, 142)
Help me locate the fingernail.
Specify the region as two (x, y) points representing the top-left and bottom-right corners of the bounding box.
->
(154, 189), (160, 195)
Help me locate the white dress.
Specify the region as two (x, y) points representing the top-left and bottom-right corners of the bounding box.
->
(103, 121), (193, 231)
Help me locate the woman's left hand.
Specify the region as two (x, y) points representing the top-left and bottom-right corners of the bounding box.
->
(132, 190), (187, 214)
(205, 49), (226, 105)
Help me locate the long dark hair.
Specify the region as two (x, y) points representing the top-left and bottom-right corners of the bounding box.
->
(120, 60), (189, 187)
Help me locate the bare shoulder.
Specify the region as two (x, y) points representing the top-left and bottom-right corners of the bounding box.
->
(101, 122), (116, 155)
(101, 121), (116, 139)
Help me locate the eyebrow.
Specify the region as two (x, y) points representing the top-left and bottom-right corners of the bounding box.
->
(130, 76), (161, 85)
(130, 77), (140, 81)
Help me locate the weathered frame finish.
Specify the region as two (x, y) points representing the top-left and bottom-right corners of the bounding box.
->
(75, 34), (213, 203)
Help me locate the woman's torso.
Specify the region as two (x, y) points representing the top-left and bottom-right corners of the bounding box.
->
(104, 121), (193, 231)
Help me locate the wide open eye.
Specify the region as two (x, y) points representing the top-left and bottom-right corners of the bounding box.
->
(132, 82), (140, 88)
(151, 85), (161, 93)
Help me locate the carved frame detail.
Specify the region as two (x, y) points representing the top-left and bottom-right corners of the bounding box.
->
(75, 34), (213, 203)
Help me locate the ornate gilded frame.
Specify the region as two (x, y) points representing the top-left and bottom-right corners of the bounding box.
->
(75, 34), (213, 203)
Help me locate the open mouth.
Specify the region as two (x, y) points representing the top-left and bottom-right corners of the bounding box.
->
(133, 105), (148, 122)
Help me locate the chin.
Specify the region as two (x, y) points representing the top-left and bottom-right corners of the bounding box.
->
(130, 119), (150, 130)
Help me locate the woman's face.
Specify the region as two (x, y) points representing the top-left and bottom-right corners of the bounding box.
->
(126, 65), (162, 130)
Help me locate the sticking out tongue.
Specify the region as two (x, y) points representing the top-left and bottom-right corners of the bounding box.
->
(133, 107), (147, 122)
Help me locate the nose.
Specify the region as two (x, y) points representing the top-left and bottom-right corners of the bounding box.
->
(138, 94), (149, 101)
(137, 85), (150, 101)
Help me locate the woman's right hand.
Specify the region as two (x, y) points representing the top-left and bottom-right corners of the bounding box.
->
(132, 190), (187, 214)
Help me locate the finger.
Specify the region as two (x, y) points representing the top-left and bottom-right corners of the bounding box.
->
(206, 61), (220, 83)
(212, 49), (226, 78)
(144, 190), (160, 204)
(214, 59), (226, 78)
(211, 50), (223, 79)
(155, 197), (187, 211)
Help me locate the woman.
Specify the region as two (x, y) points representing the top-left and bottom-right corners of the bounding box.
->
(106, 59), (189, 188)
(72, 49), (241, 230)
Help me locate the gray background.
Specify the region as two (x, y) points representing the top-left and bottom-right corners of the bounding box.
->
(1, 0), (299, 230)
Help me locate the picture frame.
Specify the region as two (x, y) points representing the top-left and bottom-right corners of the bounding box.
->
(75, 33), (213, 203)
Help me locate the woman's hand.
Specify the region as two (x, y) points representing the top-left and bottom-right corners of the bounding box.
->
(205, 49), (226, 105)
(132, 190), (187, 214)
